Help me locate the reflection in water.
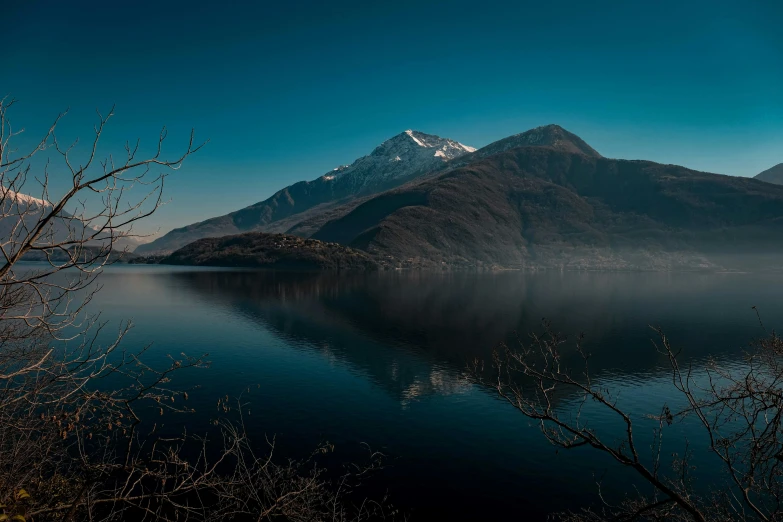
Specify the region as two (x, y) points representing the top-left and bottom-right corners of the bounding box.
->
(88, 267), (783, 521)
(169, 269), (773, 399)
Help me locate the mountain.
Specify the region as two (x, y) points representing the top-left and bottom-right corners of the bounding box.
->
(323, 130), (475, 190)
(755, 163), (783, 185)
(0, 189), (142, 254)
(22, 245), (141, 263)
(468, 124), (601, 160)
(2, 190), (51, 209)
(311, 135), (783, 270)
(136, 130), (475, 254)
(285, 125), (603, 239)
(160, 232), (378, 271)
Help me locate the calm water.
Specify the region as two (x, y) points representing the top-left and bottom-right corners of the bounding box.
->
(74, 266), (783, 520)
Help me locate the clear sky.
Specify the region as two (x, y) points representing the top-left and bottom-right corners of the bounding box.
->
(4, 0), (782, 236)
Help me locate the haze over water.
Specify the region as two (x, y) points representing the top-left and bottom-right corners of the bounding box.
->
(78, 266), (781, 520)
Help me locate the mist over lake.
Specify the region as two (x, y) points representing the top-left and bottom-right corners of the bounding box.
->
(80, 265), (779, 520)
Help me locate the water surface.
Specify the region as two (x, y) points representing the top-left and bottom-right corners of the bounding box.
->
(83, 267), (782, 520)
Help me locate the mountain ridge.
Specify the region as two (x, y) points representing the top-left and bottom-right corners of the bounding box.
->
(1, 189), (144, 253)
(140, 124), (783, 271)
(136, 129), (475, 254)
(472, 124), (601, 160)
(311, 144), (783, 270)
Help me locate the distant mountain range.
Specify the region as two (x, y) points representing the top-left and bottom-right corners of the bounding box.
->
(755, 164), (783, 185)
(1, 189), (143, 255)
(133, 125), (783, 270)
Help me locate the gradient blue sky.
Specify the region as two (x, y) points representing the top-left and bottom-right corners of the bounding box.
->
(5, 0), (782, 235)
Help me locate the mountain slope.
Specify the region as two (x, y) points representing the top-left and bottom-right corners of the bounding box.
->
(136, 130), (475, 254)
(312, 143), (783, 270)
(755, 163), (783, 185)
(160, 232), (377, 270)
(280, 125), (604, 240)
(0, 189), (142, 254)
(463, 124), (601, 162)
(285, 124), (605, 240)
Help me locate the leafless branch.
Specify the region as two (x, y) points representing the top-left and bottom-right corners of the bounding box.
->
(472, 319), (783, 522)
(0, 99), (398, 522)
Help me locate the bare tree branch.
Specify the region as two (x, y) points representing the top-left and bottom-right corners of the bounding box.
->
(471, 319), (783, 522)
(0, 99), (398, 522)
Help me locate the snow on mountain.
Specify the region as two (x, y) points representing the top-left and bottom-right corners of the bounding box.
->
(136, 129), (476, 254)
(319, 130), (475, 192)
(1, 187), (144, 252)
(1, 188), (51, 209)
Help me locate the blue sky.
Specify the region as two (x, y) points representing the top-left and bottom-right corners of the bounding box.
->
(4, 0), (782, 235)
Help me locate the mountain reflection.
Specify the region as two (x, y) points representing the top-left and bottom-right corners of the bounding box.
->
(167, 269), (778, 405)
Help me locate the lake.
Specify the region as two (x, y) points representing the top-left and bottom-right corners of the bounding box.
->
(79, 266), (782, 520)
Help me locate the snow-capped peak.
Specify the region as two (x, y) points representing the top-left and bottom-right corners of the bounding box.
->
(400, 130), (476, 157)
(1, 188), (51, 209)
(381, 129), (475, 159)
(405, 129), (428, 147)
(318, 130), (475, 191)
